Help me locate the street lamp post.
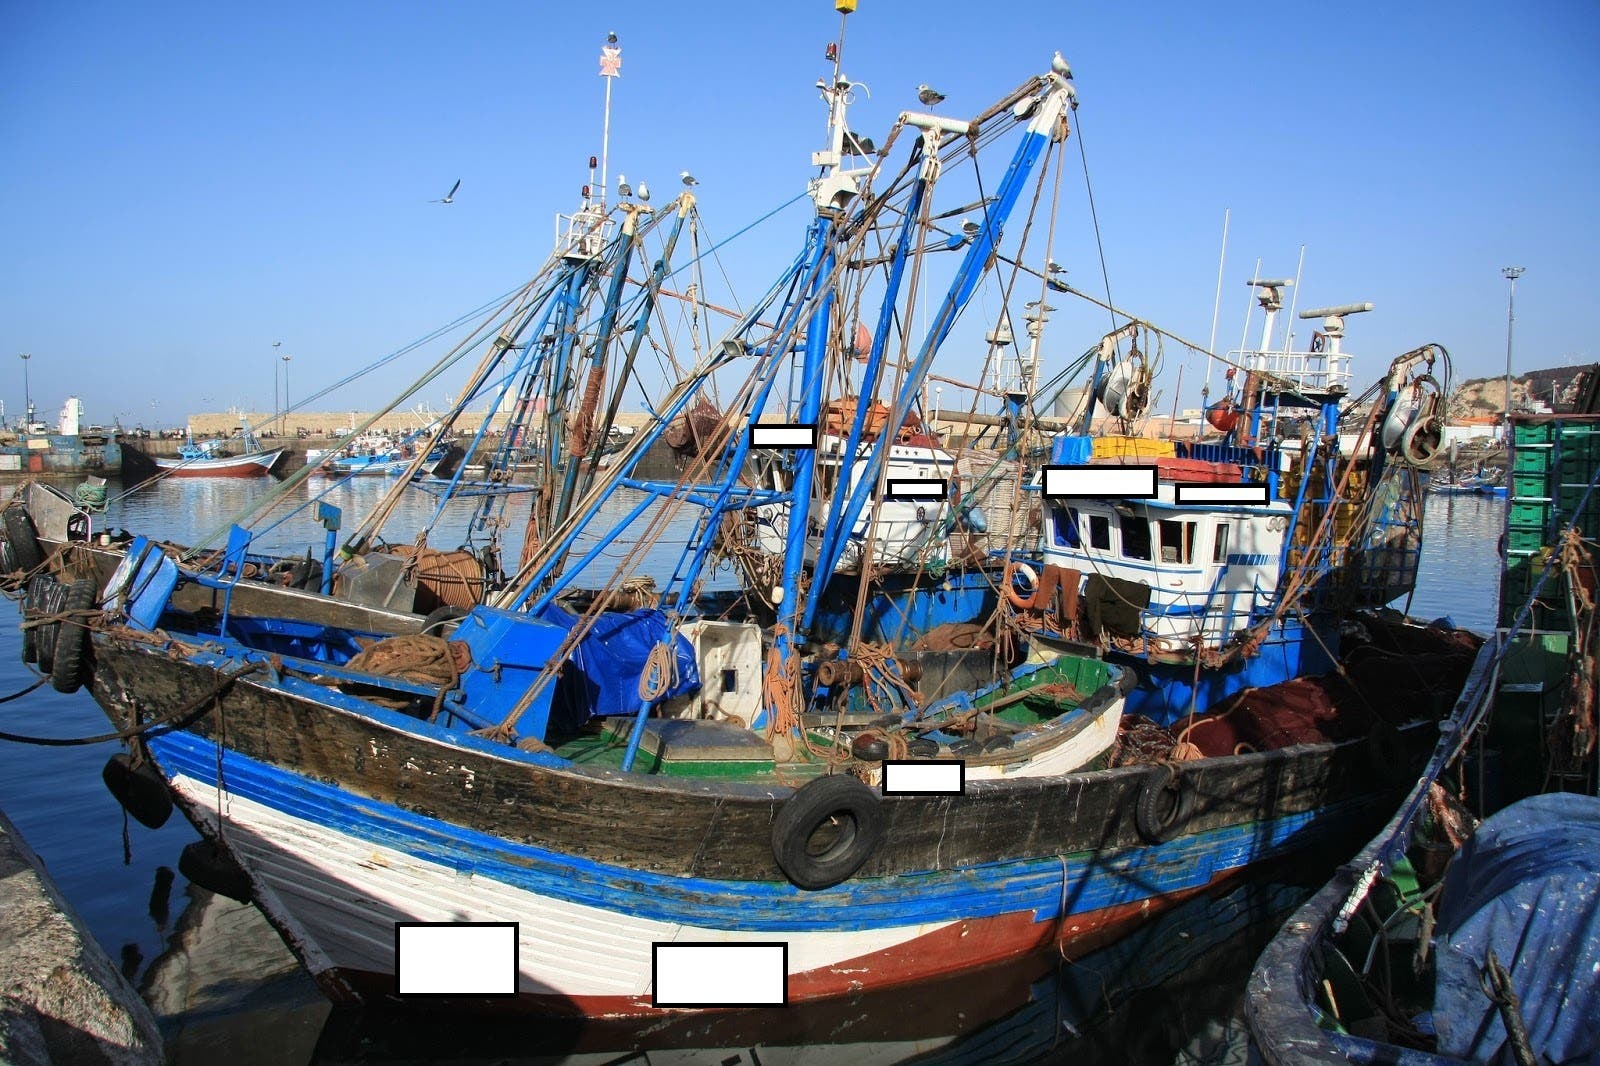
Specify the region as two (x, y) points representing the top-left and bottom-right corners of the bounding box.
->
(272, 341), (282, 429)
(1502, 266), (1525, 441)
(18, 353), (30, 429)
(282, 354), (292, 432)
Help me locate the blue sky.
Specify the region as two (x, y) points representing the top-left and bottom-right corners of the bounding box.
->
(3, 1), (1597, 428)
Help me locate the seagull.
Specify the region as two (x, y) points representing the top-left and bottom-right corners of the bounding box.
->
(1046, 259), (1065, 275)
(637, 181), (650, 203)
(917, 83), (945, 107)
(961, 218), (981, 239)
(430, 179), (461, 204)
(681, 170), (699, 187)
(1052, 52), (1073, 79)
(617, 173), (632, 198)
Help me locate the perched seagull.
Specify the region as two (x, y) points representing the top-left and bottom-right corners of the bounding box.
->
(680, 170), (699, 187)
(617, 173), (632, 198)
(916, 83), (945, 107)
(637, 181), (651, 203)
(1046, 259), (1066, 275)
(430, 179), (461, 204)
(961, 218), (981, 239)
(1052, 52), (1073, 78)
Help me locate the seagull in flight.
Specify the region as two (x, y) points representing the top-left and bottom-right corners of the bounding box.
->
(917, 84), (945, 107)
(681, 170), (699, 187)
(430, 179), (461, 204)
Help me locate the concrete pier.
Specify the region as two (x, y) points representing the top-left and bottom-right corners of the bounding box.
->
(0, 809), (163, 1064)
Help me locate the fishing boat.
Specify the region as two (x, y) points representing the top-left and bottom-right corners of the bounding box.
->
(156, 422), (285, 478)
(0, 397), (121, 477)
(0, 9), (1478, 1020)
(314, 428), (448, 478)
(1247, 412), (1600, 1065)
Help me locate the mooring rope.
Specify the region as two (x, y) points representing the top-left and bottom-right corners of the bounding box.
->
(0, 662), (260, 747)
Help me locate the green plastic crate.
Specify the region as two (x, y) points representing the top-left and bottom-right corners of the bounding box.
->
(1513, 445), (1554, 473)
(1509, 500), (1554, 529)
(1511, 472), (1552, 499)
(1513, 422), (1554, 445)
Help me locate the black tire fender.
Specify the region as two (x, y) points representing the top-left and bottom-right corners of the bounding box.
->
(420, 605), (468, 636)
(178, 840), (252, 903)
(3, 506), (42, 573)
(1135, 763), (1196, 844)
(772, 774), (884, 890)
(20, 573), (50, 665)
(50, 578), (97, 693)
(36, 581), (68, 675)
(101, 752), (173, 829)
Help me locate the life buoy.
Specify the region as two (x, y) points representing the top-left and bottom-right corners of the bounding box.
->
(1135, 763), (1196, 844)
(1004, 561), (1039, 609)
(772, 774), (884, 890)
(50, 578), (97, 694)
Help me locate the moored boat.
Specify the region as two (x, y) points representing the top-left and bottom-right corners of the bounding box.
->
(1247, 412), (1600, 1065)
(0, 9), (1478, 1020)
(156, 422), (284, 478)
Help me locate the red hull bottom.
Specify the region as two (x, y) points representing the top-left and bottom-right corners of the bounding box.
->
(319, 873), (1228, 1026)
(157, 466), (275, 478)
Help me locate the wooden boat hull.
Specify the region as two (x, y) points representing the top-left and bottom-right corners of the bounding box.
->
(82, 631), (1416, 1015)
(155, 449), (284, 477)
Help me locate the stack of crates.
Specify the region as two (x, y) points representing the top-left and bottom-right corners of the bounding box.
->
(1503, 416), (1600, 627)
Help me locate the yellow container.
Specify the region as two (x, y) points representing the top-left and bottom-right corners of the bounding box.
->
(1092, 435), (1175, 460)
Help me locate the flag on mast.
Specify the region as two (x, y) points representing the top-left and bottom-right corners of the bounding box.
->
(599, 32), (621, 78)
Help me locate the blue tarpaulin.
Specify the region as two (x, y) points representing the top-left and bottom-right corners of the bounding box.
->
(1051, 434), (1094, 465)
(1434, 792), (1600, 1065)
(535, 605), (700, 735)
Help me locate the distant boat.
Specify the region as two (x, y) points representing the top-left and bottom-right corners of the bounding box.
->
(156, 423), (284, 478)
(0, 397), (121, 477)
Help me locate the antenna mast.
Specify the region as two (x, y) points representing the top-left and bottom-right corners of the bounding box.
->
(599, 31), (622, 208)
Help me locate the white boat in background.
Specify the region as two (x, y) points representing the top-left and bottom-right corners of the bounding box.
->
(156, 422), (284, 479)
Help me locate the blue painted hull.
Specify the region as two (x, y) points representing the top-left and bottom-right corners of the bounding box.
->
(64, 616), (1431, 1016)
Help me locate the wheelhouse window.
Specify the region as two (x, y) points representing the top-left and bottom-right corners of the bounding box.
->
(1088, 513), (1111, 551)
(1053, 505), (1081, 549)
(1120, 515), (1152, 561)
(1158, 519), (1196, 564)
(1213, 522), (1230, 563)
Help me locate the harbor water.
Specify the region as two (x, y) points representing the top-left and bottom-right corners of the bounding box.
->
(0, 483), (1508, 1063)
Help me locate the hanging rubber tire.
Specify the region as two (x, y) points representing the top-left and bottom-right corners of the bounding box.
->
(101, 752), (173, 829)
(1135, 763), (1196, 844)
(50, 578), (97, 694)
(179, 840), (252, 903)
(35, 581), (68, 676)
(420, 605), (468, 636)
(772, 774), (884, 890)
(20, 574), (49, 665)
(3, 506), (42, 573)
